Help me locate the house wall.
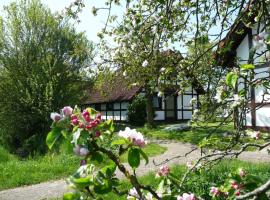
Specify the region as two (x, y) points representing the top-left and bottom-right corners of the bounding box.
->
(84, 88), (199, 122)
(235, 26), (270, 129)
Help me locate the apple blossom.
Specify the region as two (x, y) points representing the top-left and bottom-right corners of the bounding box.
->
(157, 91), (164, 97)
(50, 112), (61, 122)
(235, 190), (241, 196)
(238, 168), (246, 177)
(145, 192), (153, 200)
(231, 180), (240, 190)
(177, 193), (196, 200)
(189, 97), (197, 105)
(127, 187), (139, 199)
(82, 110), (91, 122)
(95, 131), (101, 137)
(72, 118), (79, 125)
(73, 145), (89, 157)
(156, 165), (170, 177)
(142, 60), (148, 67)
(119, 127), (147, 147)
(80, 147), (89, 156)
(210, 187), (219, 196)
(160, 67), (166, 72)
(62, 106), (73, 117)
(250, 131), (260, 140)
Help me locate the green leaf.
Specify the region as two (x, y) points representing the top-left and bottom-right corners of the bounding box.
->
(73, 176), (92, 188)
(139, 149), (149, 165)
(226, 72), (238, 89)
(128, 148), (140, 169)
(100, 163), (116, 177)
(105, 119), (114, 133)
(94, 179), (112, 194)
(240, 64), (255, 70)
(63, 192), (80, 200)
(46, 128), (61, 149)
(91, 152), (104, 163)
(111, 139), (128, 145)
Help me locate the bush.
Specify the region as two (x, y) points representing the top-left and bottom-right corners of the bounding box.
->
(0, 0), (93, 155)
(127, 95), (147, 126)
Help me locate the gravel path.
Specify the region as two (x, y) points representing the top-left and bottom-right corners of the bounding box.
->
(0, 140), (269, 200)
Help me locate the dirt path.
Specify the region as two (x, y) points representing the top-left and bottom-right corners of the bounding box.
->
(0, 140), (269, 200)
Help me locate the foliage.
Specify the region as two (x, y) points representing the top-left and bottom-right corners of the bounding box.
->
(0, 0), (93, 154)
(127, 95), (147, 126)
(97, 160), (270, 200)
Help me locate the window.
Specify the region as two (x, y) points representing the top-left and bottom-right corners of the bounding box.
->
(107, 103), (114, 110)
(95, 104), (101, 111)
(152, 96), (162, 109)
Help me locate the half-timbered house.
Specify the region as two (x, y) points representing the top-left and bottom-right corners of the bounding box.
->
(216, 1), (270, 130)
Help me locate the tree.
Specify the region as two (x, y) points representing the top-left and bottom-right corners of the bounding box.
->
(0, 0), (94, 155)
(50, 0), (270, 199)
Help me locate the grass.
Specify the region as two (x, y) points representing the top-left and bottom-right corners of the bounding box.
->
(136, 123), (268, 150)
(137, 122), (234, 145)
(0, 143), (166, 191)
(98, 160), (270, 200)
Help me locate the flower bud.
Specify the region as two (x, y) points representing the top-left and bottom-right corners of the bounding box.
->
(79, 147), (89, 156)
(50, 112), (61, 122)
(63, 106), (73, 117)
(72, 118), (79, 125)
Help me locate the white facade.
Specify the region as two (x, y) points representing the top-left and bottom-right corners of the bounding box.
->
(235, 25), (270, 129)
(88, 88), (199, 122)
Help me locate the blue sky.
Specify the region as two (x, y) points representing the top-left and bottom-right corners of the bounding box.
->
(0, 0), (124, 43)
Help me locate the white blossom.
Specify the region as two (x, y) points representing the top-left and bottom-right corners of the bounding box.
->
(142, 60), (149, 67)
(157, 91), (164, 97)
(119, 127), (147, 147)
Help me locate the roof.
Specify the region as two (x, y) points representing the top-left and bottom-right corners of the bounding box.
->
(84, 77), (142, 104)
(214, 0), (259, 67)
(84, 50), (205, 104)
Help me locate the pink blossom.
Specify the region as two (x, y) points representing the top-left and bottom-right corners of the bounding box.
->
(72, 118), (79, 125)
(231, 180), (239, 190)
(95, 131), (101, 137)
(50, 112), (61, 122)
(83, 110), (91, 122)
(177, 193), (196, 200)
(251, 131), (260, 140)
(238, 168), (246, 177)
(235, 190), (241, 196)
(96, 113), (102, 120)
(210, 187), (219, 196)
(63, 106), (73, 117)
(119, 127), (147, 147)
(79, 123), (85, 129)
(157, 165), (170, 177)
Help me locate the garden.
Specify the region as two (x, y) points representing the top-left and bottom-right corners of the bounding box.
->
(0, 0), (270, 200)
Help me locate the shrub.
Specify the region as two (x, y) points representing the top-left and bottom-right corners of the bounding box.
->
(0, 0), (93, 155)
(127, 95), (147, 126)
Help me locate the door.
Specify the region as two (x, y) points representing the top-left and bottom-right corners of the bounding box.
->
(165, 96), (176, 121)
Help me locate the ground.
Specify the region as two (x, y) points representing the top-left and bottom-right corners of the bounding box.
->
(1, 139), (270, 200)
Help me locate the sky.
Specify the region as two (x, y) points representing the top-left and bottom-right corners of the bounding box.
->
(0, 0), (124, 44)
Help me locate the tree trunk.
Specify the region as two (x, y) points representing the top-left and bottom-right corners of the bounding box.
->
(145, 92), (155, 128)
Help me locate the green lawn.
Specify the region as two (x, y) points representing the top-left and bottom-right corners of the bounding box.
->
(0, 143), (166, 190)
(136, 123), (268, 150)
(98, 160), (270, 200)
(137, 123), (234, 144)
